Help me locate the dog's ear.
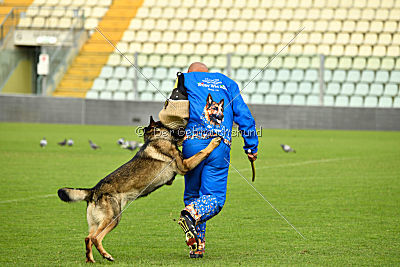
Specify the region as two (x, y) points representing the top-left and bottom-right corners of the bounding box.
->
(149, 116), (156, 126)
(219, 98), (224, 107)
(207, 93), (213, 105)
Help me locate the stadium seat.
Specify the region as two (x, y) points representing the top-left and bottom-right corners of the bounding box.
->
(378, 97), (392, 108)
(244, 82), (256, 94)
(99, 66), (113, 79)
(298, 82), (312, 95)
(278, 94), (292, 105)
(369, 84), (383, 96)
(341, 83), (355, 95)
(291, 69), (304, 82)
(304, 69), (318, 82)
(160, 80), (174, 93)
(354, 83), (369, 96)
(383, 84), (398, 96)
(92, 78), (106, 91)
(335, 96), (349, 107)
(114, 66), (127, 79)
(364, 96), (378, 107)
(264, 94), (278, 105)
(263, 69), (276, 81)
(306, 95), (320, 106)
(106, 79), (119, 91)
(235, 68), (249, 81)
(349, 96), (363, 107)
(99, 91), (112, 100)
(393, 98), (400, 108)
(256, 81), (269, 94)
(346, 70), (360, 83)
(86, 90), (98, 99)
(323, 95), (334, 106)
(250, 94), (264, 104)
(360, 70), (374, 83)
(326, 83), (340, 96)
(270, 82), (284, 94)
(375, 71), (389, 83)
(120, 79), (133, 92)
(140, 92), (153, 101)
(113, 91), (126, 101)
(332, 70), (346, 82)
(389, 71), (400, 83)
(284, 82), (298, 94)
(292, 95), (306, 105)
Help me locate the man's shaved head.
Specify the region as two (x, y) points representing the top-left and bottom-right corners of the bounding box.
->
(187, 62), (208, 73)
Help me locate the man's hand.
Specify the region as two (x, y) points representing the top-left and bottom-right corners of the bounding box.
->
(247, 152), (258, 162)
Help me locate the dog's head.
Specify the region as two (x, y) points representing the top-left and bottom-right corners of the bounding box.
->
(204, 93), (224, 125)
(143, 116), (184, 143)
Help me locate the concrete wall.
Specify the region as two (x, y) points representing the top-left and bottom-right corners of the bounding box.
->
(0, 94), (399, 131)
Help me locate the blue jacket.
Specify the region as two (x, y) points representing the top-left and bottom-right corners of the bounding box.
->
(183, 72), (258, 153)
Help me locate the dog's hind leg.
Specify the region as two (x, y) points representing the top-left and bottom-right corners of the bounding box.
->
(91, 196), (121, 262)
(85, 226), (97, 263)
(85, 203), (98, 263)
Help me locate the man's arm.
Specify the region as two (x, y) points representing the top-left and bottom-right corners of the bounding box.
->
(230, 81), (259, 159)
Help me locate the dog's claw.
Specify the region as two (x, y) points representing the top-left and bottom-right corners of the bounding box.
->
(86, 258), (95, 263)
(103, 254), (114, 262)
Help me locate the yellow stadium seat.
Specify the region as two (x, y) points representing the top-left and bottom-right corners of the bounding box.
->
(353, 57), (366, 69)
(393, 33), (400, 45)
(142, 43), (154, 54)
(222, 43), (235, 54)
(328, 20), (342, 32)
(387, 46), (399, 57)
(168, 43), (181, 54)
(155, 43), (168, 54)
(342, 20), (356, 32)
(209, 20), (221, 31)
(381, 58), (395, 70)
(195, 19), (208, 31)
(308, 8), (320, 20)
(122, 30), (135, 42)
(181, 43), (194, 55)
(370, 21), (383, 32)
(325, 56), (338, 69)
(107, 53), (121, 66)
(254, 8), (267, 19)
(289, 44), (303, 54)
(372, 46), (386, 56)
(175, 55), (188, 68)
(269, 32), (281, 44)
(274, 20), (287, 32)
(326, 0), (340, 8)
(281, 8), (294, 20)
(247, 20), (260, 32)
(334, 8), (347, 20)
(388, 9), (399, 20)
(268, 8), (281, 20)
(344, 45), (358, 56)
(378, 33), (391, 45)
(356, 20), (369, 33)
(308, 33), (322, 44)
(293, 9), (307, 20)
(366, 0), (379, 8)
(215, 55), (227, 68)
(208, 0), (221, 8)
(32, 17), (45, 28)
(261, 20), (274, 31)
(242, 32), (254, 44)
(262, 44), (276, 55)
(366, 57), (380, 70)
(314, 21), (328, 32)
(194, 43), (207, 55)
(364, 33), (377, 45)
(241, 8), (253, 20)
(128, 43), (141, 53)
(188, 31), (201, 43)
(348, 8), (361, 20)
(338, 57), (352, 69)
(129, 19), (142, 30)
(228, 32), (241, 44)
(350, 33), (363, 45)
(322, 33), (335, 45)
(383, 21), (397, 33)
(255, 32), (267, 44)
(234, 20), (247, 32)
(361, 8), (374, 20)
(227, 8), (241, 19)
(288, 20), (301, 32)
(299, 0), (313, 8)
(359, 45), (372, 56)
(249, 44), (262, 54)
(320, 8), (334, 20)
(214, 32), (227, 43)
(181, 0), (194, 8)
(375, 9), (389, 20)
(381, 0), (394, 8)
(136, 7), (149, 18)
(181, 19), (194, 31)
(303, 44), (317, 55)
(26, 7), (38, 17)
(236, 44), (249, 54)
(38, 8), (51, 17)
(18, 17), (32, 28)
(161, 55), (174, 66)
(142, 18), (156, 30)
(330, 44), (343, 56)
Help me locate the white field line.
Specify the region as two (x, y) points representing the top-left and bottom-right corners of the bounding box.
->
(0, 193), (57, 204)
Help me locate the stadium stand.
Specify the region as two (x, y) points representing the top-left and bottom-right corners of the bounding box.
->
(78, 0), (399, 107)
(4, 0), (397, 107)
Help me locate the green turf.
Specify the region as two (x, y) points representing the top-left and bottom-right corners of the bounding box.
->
(0, 122), (399, 266)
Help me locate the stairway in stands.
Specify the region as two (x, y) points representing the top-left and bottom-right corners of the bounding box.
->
(0, 0), (33, 26)
(53, 0), (143, 98)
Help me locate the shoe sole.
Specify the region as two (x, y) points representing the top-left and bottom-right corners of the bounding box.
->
(178, 218), (198, 252)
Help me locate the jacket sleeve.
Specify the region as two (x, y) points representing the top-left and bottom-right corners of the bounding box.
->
(230, 81), (259, 153)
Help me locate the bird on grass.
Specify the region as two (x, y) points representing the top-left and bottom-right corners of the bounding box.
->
(89, 140), (100, 150)
(58, 139), (67, 146)
(281, 144), (296, 153)
(121, 140), (141, 151)
(117, 138), (125, 145)
(40, 137), (47, 148)
(67, 139), (74, 146)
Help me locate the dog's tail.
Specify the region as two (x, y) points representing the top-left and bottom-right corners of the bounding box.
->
(57, 187), (91, 202)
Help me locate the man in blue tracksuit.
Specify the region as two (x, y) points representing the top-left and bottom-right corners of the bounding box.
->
(177, 62), (259, 258)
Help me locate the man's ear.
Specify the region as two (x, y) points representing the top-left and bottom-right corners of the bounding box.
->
(207, 93), (213, 105)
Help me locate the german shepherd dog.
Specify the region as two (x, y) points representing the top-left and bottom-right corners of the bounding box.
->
(58, 116), (221, 263)
(203, 93), (224, 125)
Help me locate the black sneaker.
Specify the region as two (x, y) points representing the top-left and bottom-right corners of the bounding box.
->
(178, 212), (199, 252)
(189, 250), (204, 258)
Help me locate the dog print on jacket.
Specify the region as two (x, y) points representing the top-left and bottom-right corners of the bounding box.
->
(202, 93), (224, 126)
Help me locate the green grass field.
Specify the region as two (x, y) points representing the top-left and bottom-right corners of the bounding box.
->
(0, 122), (399, 266)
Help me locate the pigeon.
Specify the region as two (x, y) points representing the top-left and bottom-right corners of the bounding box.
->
(40, 137), (47, 148)
(117, 138), (125, 145)
(58, 139), (67, 146)
(67, 139), (74, 146)
(121, 140), (139, 151)
(89, 140), (100, 150)
(281, 144), (296, 153)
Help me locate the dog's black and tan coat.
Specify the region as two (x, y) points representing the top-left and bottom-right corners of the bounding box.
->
(58, 117), (221, 263)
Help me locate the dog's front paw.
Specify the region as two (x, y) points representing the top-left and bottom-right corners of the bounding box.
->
(209, 137), (222, 148)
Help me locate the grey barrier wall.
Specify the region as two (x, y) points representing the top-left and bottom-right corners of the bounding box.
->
(1, 94), (399, 131)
